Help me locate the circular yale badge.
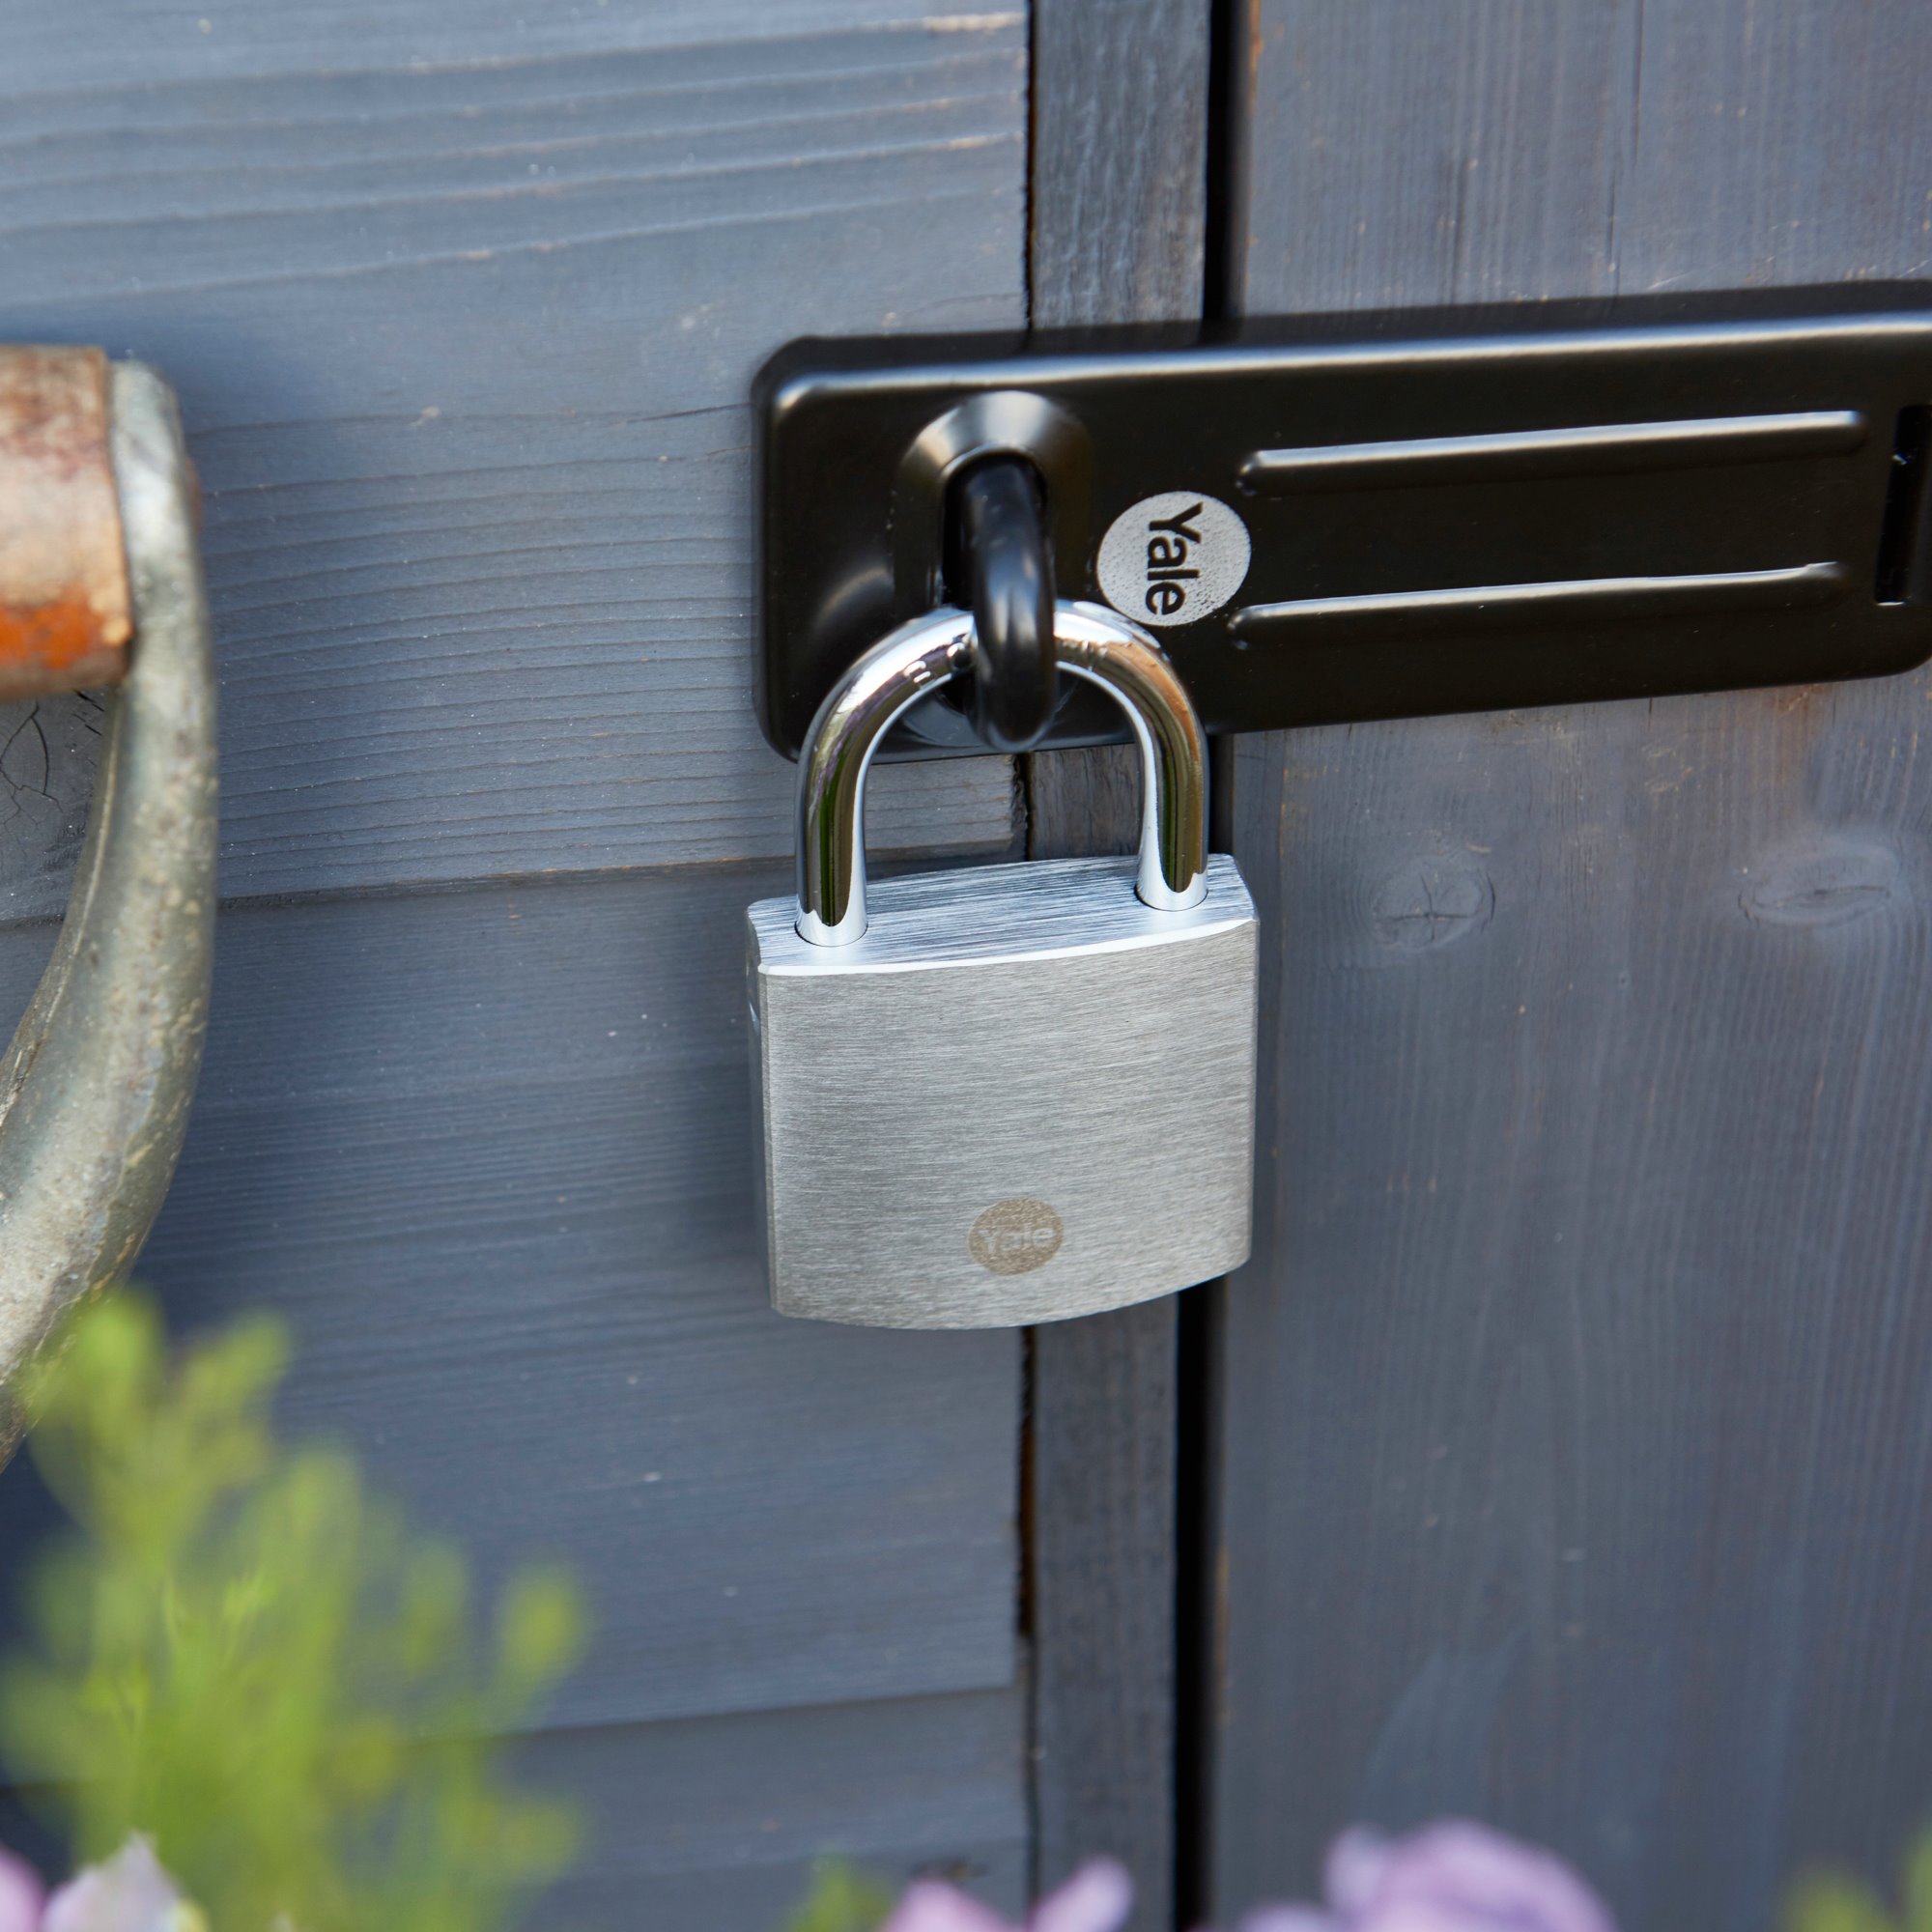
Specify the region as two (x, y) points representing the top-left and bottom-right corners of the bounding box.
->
(969, 1198), (1065, 1276)
(1096, 490), (1251, 628)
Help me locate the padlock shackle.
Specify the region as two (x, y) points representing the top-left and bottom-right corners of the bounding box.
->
(795, 601), (1208, 945)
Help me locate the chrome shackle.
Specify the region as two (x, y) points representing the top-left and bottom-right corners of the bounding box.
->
(795, 600), (1209, 945)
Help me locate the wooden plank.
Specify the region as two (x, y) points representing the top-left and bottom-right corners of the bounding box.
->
(0, 1689), (1029, 1928)
(524, 1690), (1029, 1928)
(1024, 5), (1209, 1923)
(1618, 1), (1932, 293)
(14, 1), (1000, 85)
(1027, 1287), (1182, 1927)
(1024, 777), (1184, 1932)
(0, 864), (1021, 1730)
(1209, 7), (1932, 1930)
(1030, 0), (1211, 330)
(1231, 3), (1633, 313)
(0, 4), (1026, 918)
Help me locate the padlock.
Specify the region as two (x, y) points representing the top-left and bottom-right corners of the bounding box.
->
(746, 599), (1258, 1328)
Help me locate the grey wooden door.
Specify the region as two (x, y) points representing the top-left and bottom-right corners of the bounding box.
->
(13, 7), (1923, 1928)
(0, 6), (1040, 1921)
(1206, 9), (1932, 1932)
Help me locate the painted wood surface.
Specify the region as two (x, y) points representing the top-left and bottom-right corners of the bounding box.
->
(1029, 0), (1210, 332)
(0, 8), (1036, 1918)
(0, 2), (1024, 921)
(524, 1690), (1028, 1923)
(1024, 6), (1211, 1922)
(0, 867), (1020, 1732)
(3, 1690), (1028, 1929)
(1209, 7), (1932, 1930)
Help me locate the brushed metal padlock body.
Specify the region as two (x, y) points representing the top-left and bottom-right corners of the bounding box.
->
(748, 851), (1258, 1327)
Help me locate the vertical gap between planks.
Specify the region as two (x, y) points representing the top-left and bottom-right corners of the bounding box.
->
(1177, 9), (1248, 1919)
(1201, 0), (1244, 325)
(1174, 649), (1246, 1927)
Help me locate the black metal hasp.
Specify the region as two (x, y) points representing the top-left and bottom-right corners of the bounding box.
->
(753, 286), (1932, 760)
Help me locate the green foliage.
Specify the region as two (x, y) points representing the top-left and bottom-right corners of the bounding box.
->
(787, 1860), (894, 1932)
(1788, 1833), (1932, 1932)
(0, 1292), (587, 1932)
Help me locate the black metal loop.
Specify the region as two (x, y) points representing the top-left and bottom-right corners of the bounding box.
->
(950, 454), (1057, 753)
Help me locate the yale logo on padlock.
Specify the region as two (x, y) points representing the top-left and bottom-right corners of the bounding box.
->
(746, 600), (1259, 1329)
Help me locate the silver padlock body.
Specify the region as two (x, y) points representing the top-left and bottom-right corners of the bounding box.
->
(747, 852), (1258, 1328)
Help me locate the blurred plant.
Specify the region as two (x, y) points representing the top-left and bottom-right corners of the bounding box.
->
(0, 1292), (586, 1932)
(1786, 1836), (1932, 1932)
(787, 1860), (895, 1932)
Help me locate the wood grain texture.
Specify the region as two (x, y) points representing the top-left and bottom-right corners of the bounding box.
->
(0, 865), (1021, 1732)
(1025, 5), (1210, 1922)
(1211, 6), (1932, 1929)
(0, 8), (1037, 1913)
(1027, 753), (1183, 1932)
(1231, 0), (1634, 311)
(1028, 1293), (1182, 1921)
(523, 1690), (1029, 1927)
(3, 1690), (1029, 1928)
(0, 2), (1026, 917)
(1030, 0), (1210, 329)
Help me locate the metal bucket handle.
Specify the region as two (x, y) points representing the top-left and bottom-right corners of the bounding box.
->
(0, 357), (217, 1451)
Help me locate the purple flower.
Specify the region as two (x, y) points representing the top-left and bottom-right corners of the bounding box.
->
(0, 1849), (44, 1932)
(1239, 1822), (1616, 1932)
(0, 1841), (199, 1932)
(881, 1860), (1133, 1932)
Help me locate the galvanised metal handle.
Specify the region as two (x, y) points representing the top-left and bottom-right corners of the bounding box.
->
(0, 355), (217, 1455)
(795, 600), (1208, 945)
